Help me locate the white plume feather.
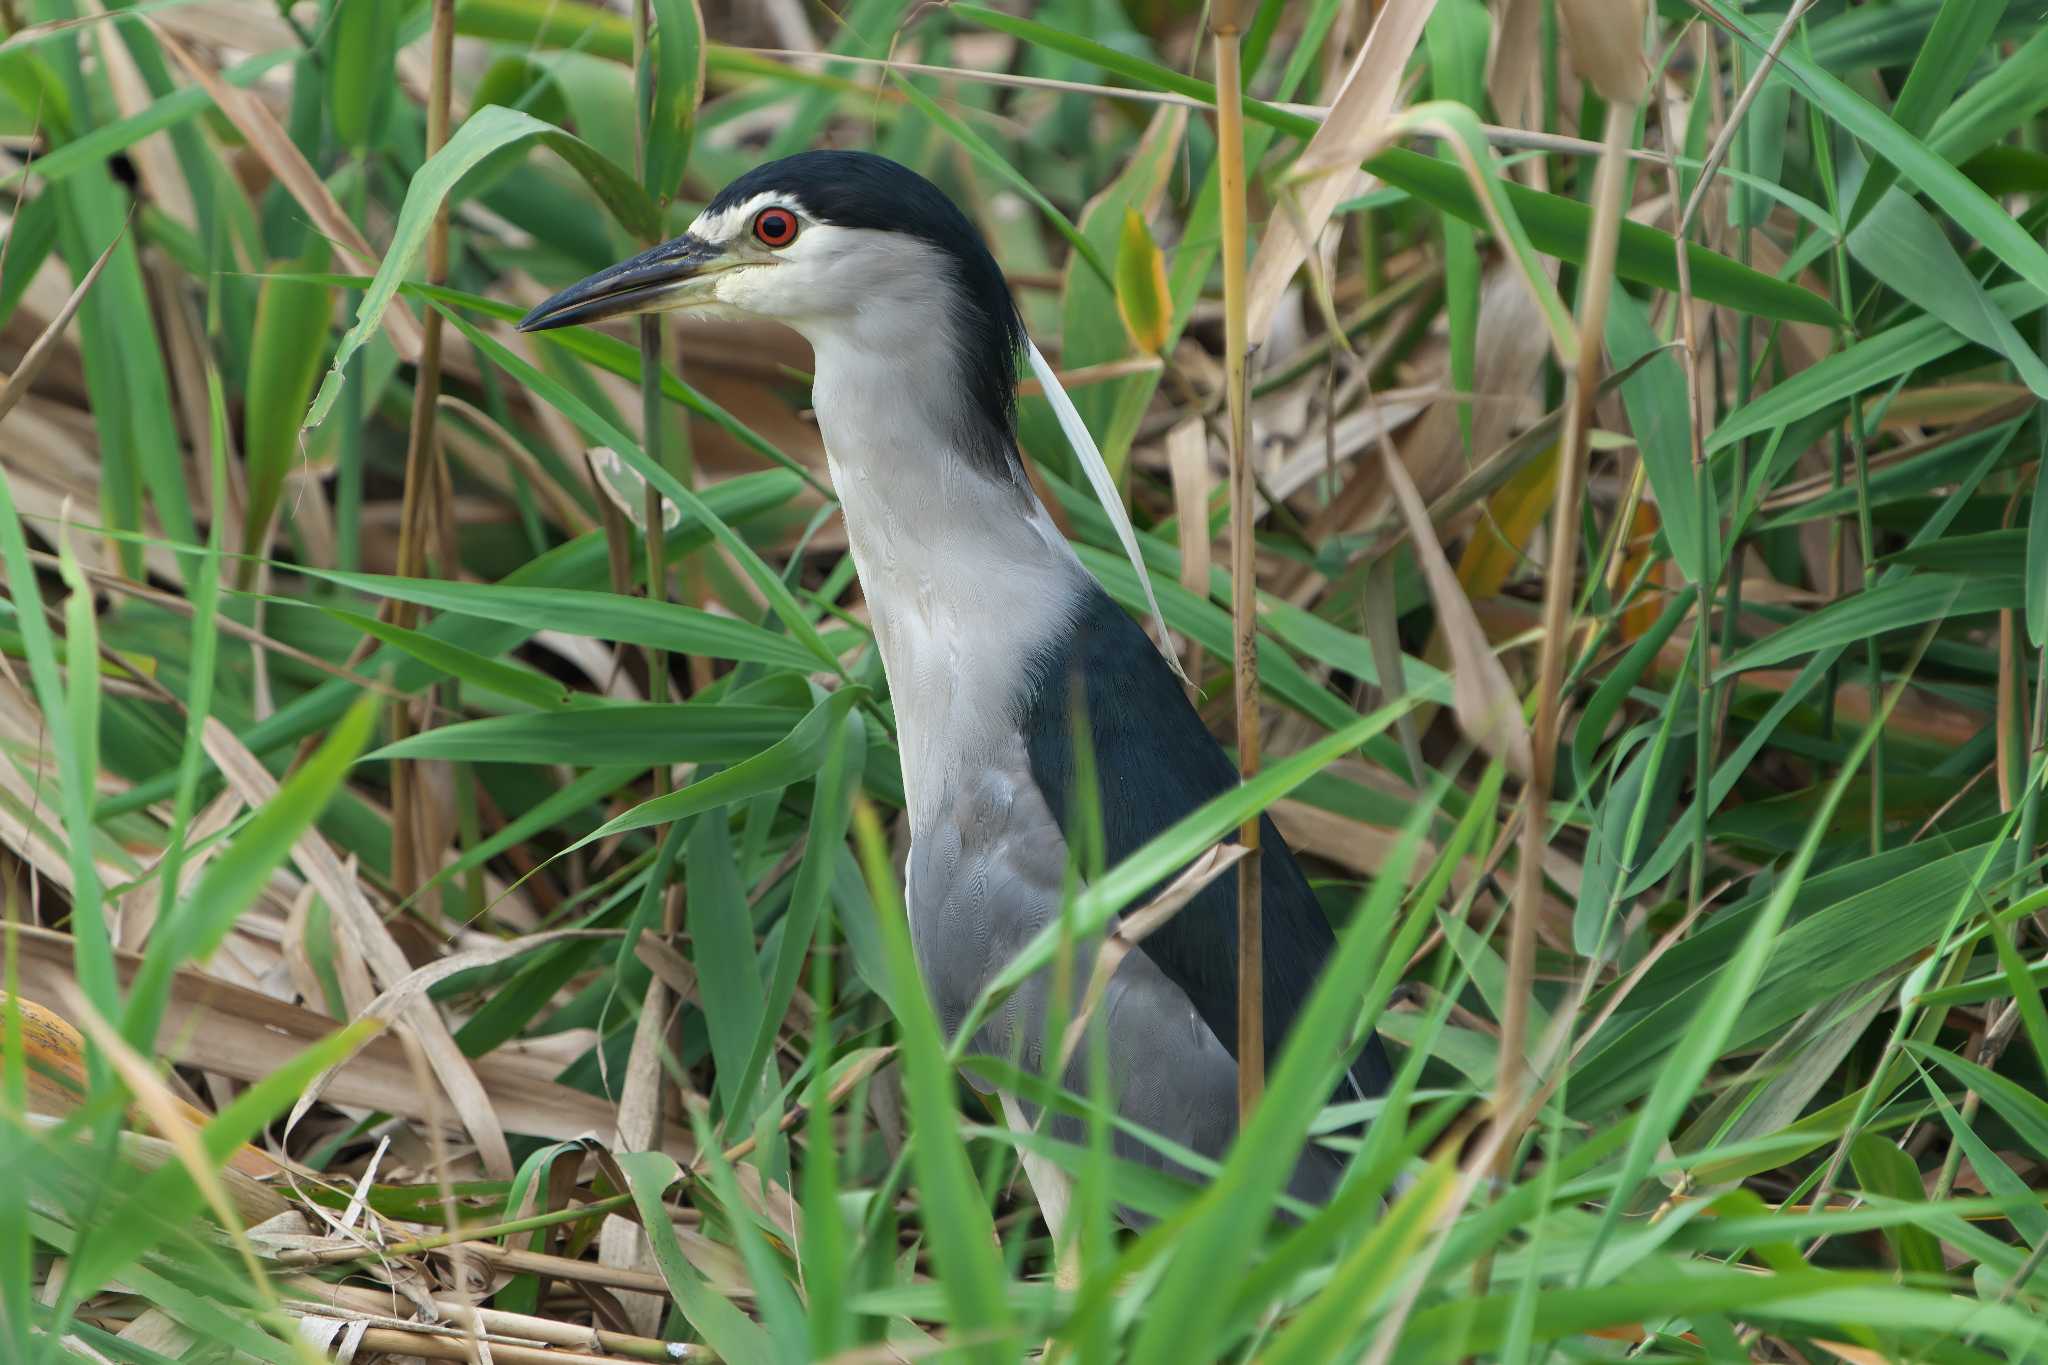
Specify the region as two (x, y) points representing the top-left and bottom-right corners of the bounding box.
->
(1025, 338), (1191, 685)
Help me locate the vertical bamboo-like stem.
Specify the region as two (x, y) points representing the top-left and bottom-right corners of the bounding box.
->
(634, 0), (671, 787)
(1500, 98), (1631, 1117)
(1803, 88), (1884, 851)
(338, 167), (369, 573)
(1662, 32), (1713, 921)
(389, 0), (456, 899)
(1210, 0), (1262, 1124)
(629, 0), (679, 1173)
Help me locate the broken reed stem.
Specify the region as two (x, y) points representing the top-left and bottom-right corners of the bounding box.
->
(287, 1284), (698, 1364)
(1210, 0), (1263, 1125)
(281, 1192), (639, 1265)
(1499, 99), (1632, 1130)
(349, 1327), (666, 1365)
(388, 0), (457, 898)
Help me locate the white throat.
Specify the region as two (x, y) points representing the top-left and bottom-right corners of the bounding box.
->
(801, 319), (1084, 833)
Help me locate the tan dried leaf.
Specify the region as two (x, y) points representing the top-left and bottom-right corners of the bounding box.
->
(0, 210), (127, 430)
(6, 924), (690, 1158)
(1165, 416), (1212, 676)
(193, 716), (515, 1175)
(1245, 0), (1437, 346)
(1488, 0), (1547, 151)
(1556, 0), (1649, 106)
(1379, 445), (1532, 776)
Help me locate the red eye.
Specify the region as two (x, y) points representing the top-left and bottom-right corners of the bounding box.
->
(753, 208), (798, 247)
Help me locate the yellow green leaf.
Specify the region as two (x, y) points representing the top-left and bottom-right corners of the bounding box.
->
(1114, 207), (1171, 356)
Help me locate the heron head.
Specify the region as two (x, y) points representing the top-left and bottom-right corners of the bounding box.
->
(518, 150), (1025, 457)
(518, 151), (1019, 345)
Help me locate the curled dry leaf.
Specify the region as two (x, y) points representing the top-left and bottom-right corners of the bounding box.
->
(1, 989), (286, 1178)
(1379, 444), (1533, 777)
(1487, 0), (1547, 155)
(59, 985), (278, 1269)
(1165, 415), (1212, 676)
(1245, 0), (1436, 347)
(2, 989), (95, 1118)
(1556, 0), (1649, 107)
(6, 925), (691, 1159)
(0, 209), (128, 430)
(589, 447), (680, 531)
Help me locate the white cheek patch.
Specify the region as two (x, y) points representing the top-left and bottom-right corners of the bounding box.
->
(704, 268), (770, 316)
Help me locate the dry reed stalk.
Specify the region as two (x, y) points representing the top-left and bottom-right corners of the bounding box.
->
(1209, 0), (1263, 1123)
(389, 0), (458, 898)
(1498, 34), (1638, 1140)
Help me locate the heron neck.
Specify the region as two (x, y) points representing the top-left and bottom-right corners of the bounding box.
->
(806, 330), (1086, 829)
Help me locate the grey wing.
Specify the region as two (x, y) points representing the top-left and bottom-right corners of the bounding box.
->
(905, 738), (1343, 1208)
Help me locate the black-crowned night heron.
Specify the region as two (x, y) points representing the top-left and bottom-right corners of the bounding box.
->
(519, 151), (1390, 1218)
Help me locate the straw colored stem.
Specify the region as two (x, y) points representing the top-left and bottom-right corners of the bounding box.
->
(1500, 99), (1630, 1122)
(352, 1326), (694, 1365)
(388, 0), (457, 898)
(635, 3), (671, 786)
(1675, 0), (1818, 238)
(1210, 4), (1262, 1124)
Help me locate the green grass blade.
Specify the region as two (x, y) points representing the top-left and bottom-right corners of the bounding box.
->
(1847, 1133), (1946, 1279)
(440, 306), (846, 672)
(1715, 574), (2015, 679)
(1845, 0), (2010, 223)
(296, 567), (825, 673)
(615, 1150), (779, 1358)
(1582, 636), (1918, 1275)
(1608, 289), (1715, 582)
(641, 0), (705, 204)
(321, 607), (573, 712)
(1708, 0), (2048, 313)
(304, 104), (658, 429)
(240, 242), (335, 568)
(572, 686), (868, 844)
(952, 3), (1841, 327)
(852, 802), (1014, 1358)
(2029, 460), (2048, 648)
(370, 702), (809, 765)
(686, 812), (768, 1119)
(681, 1105), (809, 1361)
(123, 696), (376, 1049)
(1847, 184), (2048, 398)
(730, 707), (864, 1132)
(329, 0), (401, 151)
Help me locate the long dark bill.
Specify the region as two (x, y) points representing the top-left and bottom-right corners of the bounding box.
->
(516, 234), (726, 332)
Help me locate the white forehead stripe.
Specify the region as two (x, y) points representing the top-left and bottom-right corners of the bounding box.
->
(687, 191), (814, 243)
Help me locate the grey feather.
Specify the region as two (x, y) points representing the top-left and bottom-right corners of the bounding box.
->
(906, 733), (1344, 1212)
